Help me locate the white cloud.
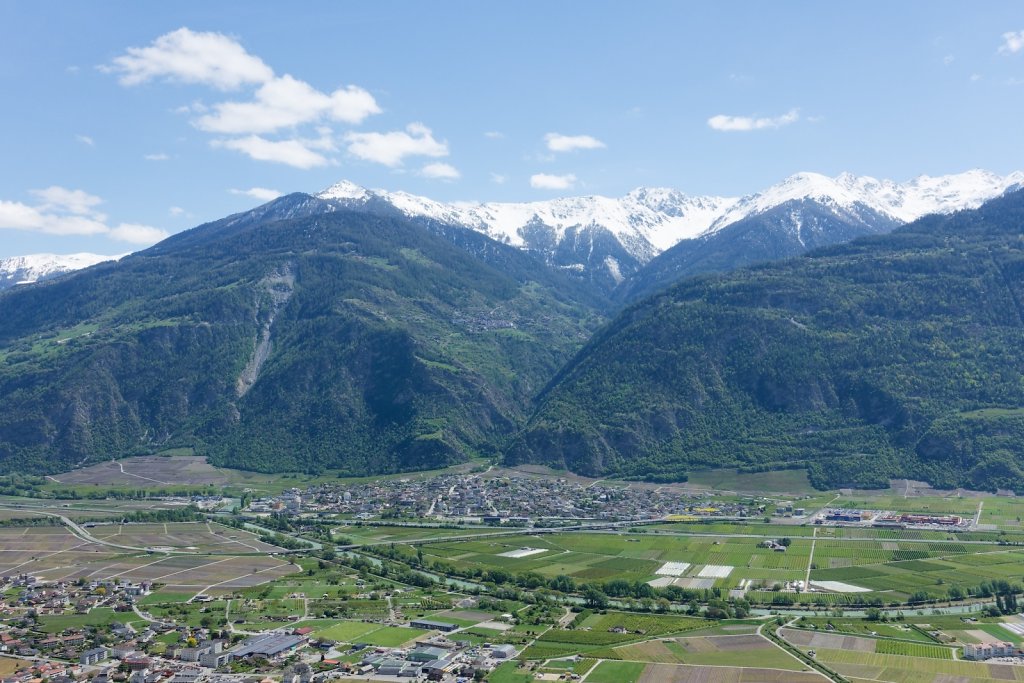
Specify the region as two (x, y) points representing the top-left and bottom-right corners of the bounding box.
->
(76, 134), (95, 146)
(1000, 30), (1024, 55)
(345, 123), (448, 167)
(544, 133), (606, 152)
(144, 152), (170, 161)
(174, 100), (208, 115)
(484, 131), (504, 139)
(490, 172), (508, 184)
(707, 108), (800, 132)
(0, 201), (109, 236)
(194, 74), (379, 134)
(530, 173), (577, 190)
(0, 186), (164, 244)
(169, 206), (186, 216)
(230, 187), (283, 201)
(943, 54), (955, 66)
(420, 162), (460, 181)
(105, 28), (393, 171)
(109, 223), (169, 244)
(104, 27), (273, 89)
(971, 73), (983, 82)
(212, 134), (334, 169)
(30, 186), (104, 216)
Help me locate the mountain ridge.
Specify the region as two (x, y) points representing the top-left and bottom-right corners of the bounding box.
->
(7, 168), (1019, 297)
(0, 253), (123, 291)
(507, 188), (1024, 491)
(0, 206), (605, 475)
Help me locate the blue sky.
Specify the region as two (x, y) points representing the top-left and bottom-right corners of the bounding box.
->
(1, 1), (1022, 258)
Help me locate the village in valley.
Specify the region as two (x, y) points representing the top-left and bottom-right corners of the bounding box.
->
(3, 457), (1024, 683)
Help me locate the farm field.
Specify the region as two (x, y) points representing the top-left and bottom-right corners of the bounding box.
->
(522, 613), (713, 660)
(415, 527), (1020, 604)
(0, 525), (296, 591)
(308, 621), (427, 646)
(613, 632), (806, 669)
(0, 496), (175, 520)
(418, 531), (813, 587)
(45, 456), (242, 488)
(333, 523), (503, 545)
(634, 663), (825, 682)
(785, 618), (935, 642)
(0, 657), (22, 677)
(780, 628), (954, 659)
(41, 455), (482, 496)
(809, 648), (1024, 682)
(35, 607), (124, 633)
(85, 521), (284, 553)
(586, 661), (647, 683)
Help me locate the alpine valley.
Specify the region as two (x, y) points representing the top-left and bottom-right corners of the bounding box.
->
(1, 170), (1023, 492)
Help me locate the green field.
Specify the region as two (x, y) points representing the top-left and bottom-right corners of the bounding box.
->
(310, 621), (428, 646)
(6, 467), (1024, 683)
(415, 525), (1021, 605)
(585, 661), (646, 683)
(36, 608), (122, 633)
(792, 618), (935, 642)
(814, 648), (1018, 682)
(874, 639), (953, 659)
(313, 621), (382, 642)
(487, 662), (533, 683)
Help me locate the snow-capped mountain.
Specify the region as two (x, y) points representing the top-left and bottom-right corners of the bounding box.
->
(314, 169), (1022, 293)
(319, 181), (737, 253)
(0, 253), (122, 291)
(618, 169), (1024, 303)
(706, 169), (1024, 234)
(317, 181), (737, 289)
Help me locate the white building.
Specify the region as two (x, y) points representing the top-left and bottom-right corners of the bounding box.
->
(963, 641), (1016, 660)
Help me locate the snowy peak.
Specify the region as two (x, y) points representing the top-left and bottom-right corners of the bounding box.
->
(707, 169), (1024, 234)
(316, 179), (370, 202)
(315, 169), (1022, 260)
(890, 169), (1024, 220)
(315, 181), (737, 256)
(312, 169), (1021, 295)
(0, 253), (122, 290)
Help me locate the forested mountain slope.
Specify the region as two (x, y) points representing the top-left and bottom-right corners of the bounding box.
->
(0, 203), (605, 475)
(507, 190), (1024, 491)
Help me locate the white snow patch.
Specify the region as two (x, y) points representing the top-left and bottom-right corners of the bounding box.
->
(0, 252), (124, 283)
(604, 256), (624, 285)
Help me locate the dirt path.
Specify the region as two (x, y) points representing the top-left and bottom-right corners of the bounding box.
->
(805, 527), (817, 588)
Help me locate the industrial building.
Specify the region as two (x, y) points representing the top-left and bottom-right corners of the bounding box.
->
(408, 619), (459, 632)
(228, 633), (306, 660)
